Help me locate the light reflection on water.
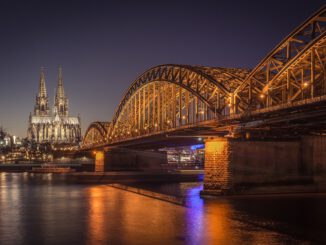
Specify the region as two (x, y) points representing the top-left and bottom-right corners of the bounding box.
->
(0, 172), (325, 244)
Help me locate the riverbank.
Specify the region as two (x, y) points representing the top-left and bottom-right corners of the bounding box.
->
(0, 163), (94, 172)
(71, 170), (204, 184)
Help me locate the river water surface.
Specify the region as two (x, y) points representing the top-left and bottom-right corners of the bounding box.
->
(0, 172), (325, 244)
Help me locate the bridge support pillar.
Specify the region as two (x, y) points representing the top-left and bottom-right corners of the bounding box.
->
(95, 151), (105, 172)
(201, 135), (326, 196)
(101, 149), (166, 171)
(202, 137), (233, 195)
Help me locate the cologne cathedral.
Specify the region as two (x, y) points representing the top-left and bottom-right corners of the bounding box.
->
(27, 68), (81, 143)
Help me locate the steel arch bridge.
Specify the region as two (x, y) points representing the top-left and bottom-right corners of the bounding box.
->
(83, 6), (326, 148)
(83, 122), (110, 146)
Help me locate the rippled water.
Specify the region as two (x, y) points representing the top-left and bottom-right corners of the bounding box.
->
(0, 173), (325, 244)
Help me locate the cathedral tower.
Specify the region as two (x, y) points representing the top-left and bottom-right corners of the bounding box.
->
(34, 69), (50, 116)
(28, 67), (81, 144)
(54, 66), (69, 116)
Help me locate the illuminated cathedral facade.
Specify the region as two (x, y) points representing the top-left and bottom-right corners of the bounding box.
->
(28, 68), (81, 143)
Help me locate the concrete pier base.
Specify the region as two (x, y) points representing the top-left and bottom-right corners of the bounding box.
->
(94, 148), (167, 171)
(201, 135), (326, 196)
(202, 137), (233, 195)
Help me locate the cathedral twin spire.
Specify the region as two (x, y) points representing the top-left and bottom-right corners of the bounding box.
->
(38, 69), (47, 98)
(56, 67), (64, 98)
(35, 67), (68, 117)
(29, 67), (81, 143)
(54, 66), (68, 116)
(34, 68), (49, 116)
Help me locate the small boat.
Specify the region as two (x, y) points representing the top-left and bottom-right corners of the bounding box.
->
(31, 163), (75, 173)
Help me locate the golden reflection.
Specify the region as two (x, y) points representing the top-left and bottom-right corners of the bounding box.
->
(201, 202), (232, 243)
(119, 188), (184, 242)
(202, 200), (292, 244)
(85, 185), (295, 244)
(87, 186), (107, 243)
(87, 185), (189, 244)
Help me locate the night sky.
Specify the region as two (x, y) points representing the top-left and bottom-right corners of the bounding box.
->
(0, 0), (324, 137)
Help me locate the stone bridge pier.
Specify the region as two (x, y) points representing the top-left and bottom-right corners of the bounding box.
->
(202, 135), (326, 195)
(95, 148), (167, 172)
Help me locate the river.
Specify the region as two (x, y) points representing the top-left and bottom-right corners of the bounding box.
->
(0, 172), (325, 244)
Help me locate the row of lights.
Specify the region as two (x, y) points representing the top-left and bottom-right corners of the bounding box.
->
(112, 110), (208, 138)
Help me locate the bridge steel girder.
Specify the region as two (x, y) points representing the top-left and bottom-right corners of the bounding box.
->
(234, 6), (326, 112)
(262, 36), (326, 106)
(108, 65), (247, 143)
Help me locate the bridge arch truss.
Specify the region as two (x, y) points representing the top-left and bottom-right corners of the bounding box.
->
(234, 6), (326, 111)
(108, 65), (249, 142)
(83, 121), (110, 147)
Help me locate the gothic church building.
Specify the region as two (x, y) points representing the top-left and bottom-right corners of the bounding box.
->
(28, 68), (81, 143)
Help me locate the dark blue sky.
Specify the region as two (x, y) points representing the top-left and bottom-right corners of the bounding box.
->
(0, 0), (324, 137)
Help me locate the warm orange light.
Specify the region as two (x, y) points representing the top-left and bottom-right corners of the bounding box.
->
(95, 151), (104, 172)
(87, 187), (106, 242)
(259, 94), (265, 99)
(303, 82), (309, 88)
(205, 139), (226, 155)
(95, 151), (104, 161)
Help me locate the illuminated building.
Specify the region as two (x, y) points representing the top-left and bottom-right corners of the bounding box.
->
(161, 145), (205, 169)
(27, 67), (81, 143)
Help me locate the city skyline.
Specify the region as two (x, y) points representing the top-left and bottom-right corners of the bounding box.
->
(0, 0), (324, 137)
